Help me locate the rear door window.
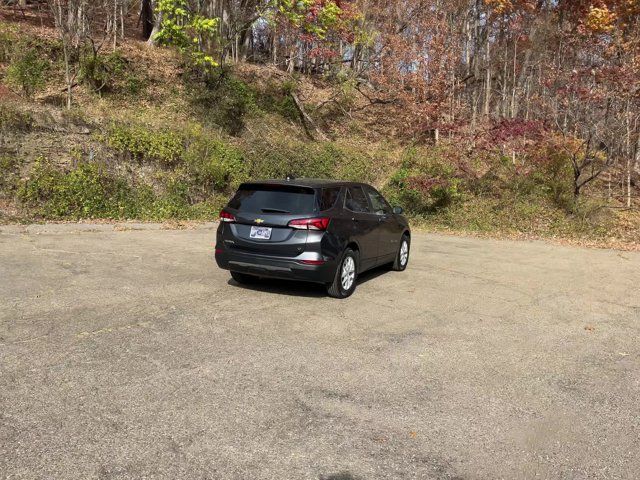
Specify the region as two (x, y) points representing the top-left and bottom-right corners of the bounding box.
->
(320, 187), (341, 211)
(365, 186), (392, 215)
(228, 184), (316, 214)
(345, 186), (371, 213)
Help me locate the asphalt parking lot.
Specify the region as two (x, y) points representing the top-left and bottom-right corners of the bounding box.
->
(1, 223), (639, 479)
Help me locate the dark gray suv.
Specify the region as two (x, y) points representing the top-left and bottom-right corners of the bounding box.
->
(214, 179), (410, 298)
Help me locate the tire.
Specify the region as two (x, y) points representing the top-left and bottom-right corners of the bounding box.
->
(392, 235), (410, 271)
(230, 271), (259, 284)
(327, 249), (358, 299)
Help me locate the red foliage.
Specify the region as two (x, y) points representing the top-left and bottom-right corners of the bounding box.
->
(308, 47), (339, 59)
(488, 119), (547, 143)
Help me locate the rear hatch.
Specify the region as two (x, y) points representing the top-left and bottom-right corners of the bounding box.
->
(221, 183), (318, 257)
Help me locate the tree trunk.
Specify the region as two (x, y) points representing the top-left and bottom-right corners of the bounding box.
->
(147, 2), (162, 46)
(633, 134), (640, 208)
(113, 0), (118, 50)
(483, 32), (491, 116)
(141, 0), (154, 40)
(272, 28), (277, 65)
(62, 40), (72, 110)
(510, 39), (517, 118)
(626, 105), (632, 208)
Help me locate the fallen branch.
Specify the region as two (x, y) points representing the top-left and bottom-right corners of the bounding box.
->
(354, 85), (395, 108)
(290, 92), (329, 142)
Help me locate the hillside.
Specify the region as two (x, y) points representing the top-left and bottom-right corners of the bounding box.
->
(0, 5), (639, 249)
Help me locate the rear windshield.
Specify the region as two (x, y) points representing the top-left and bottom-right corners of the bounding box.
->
(228, 184), (317, 214)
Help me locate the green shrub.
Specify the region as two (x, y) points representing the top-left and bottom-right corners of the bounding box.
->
(383, 149), (462, 215)
(191, 73), (257, 135)
(16, 157), (60, 208)
(15, 157), (214, 221)
(244, 138), (337, 179)
(0, 23), (17, 63)
(332, 146), (375, 182)
(17, 158), (137, 219)
(383, 167), (422, 212)
(134, 173), (223, 221)
(105, 122), (247, 198)
(0, 154), (21, 195)
(239, 137), (380, 183)
(150, 173), (191, 218)
(78, 48), (147, 96)
(279, 95), (300, 121)
(183, 131), (247, 195)
(308, 143), (340, 178)
(189, 72), (307, 130)
(125, 74), (147, 96)
(5, 47), (49, 97)
(536, 145), (574, 211)
(79, 48), (124, 93)
(253, 80), (300, 122)
(106, 123), (185, 166)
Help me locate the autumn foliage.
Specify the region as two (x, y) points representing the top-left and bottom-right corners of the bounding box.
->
(0, 0), (638, 214)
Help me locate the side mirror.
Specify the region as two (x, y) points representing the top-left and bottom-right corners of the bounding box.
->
(392, 206), (403, 215)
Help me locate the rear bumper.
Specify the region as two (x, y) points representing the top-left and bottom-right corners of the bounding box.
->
(215, 249), (337, 284)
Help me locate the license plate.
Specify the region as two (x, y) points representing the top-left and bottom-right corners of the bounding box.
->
(250, 226), (272, 240)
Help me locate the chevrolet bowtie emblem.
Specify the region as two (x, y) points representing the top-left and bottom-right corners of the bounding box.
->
(255, 218), (265, 224)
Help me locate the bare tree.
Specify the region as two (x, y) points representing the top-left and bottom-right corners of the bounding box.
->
(48, 0), (78, 109)
(571, 136), (614, 198)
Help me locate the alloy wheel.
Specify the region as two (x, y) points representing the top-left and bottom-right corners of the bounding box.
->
(400, 240), (409, 266)
(341, 256), (356, 291)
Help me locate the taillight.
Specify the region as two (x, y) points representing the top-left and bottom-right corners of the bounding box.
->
(219, 210), (236, 223)
(288, 217), (330, 231)
(299, 259), (326, 265)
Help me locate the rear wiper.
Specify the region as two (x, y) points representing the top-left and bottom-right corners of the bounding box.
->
(261, 208), (291, 213)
